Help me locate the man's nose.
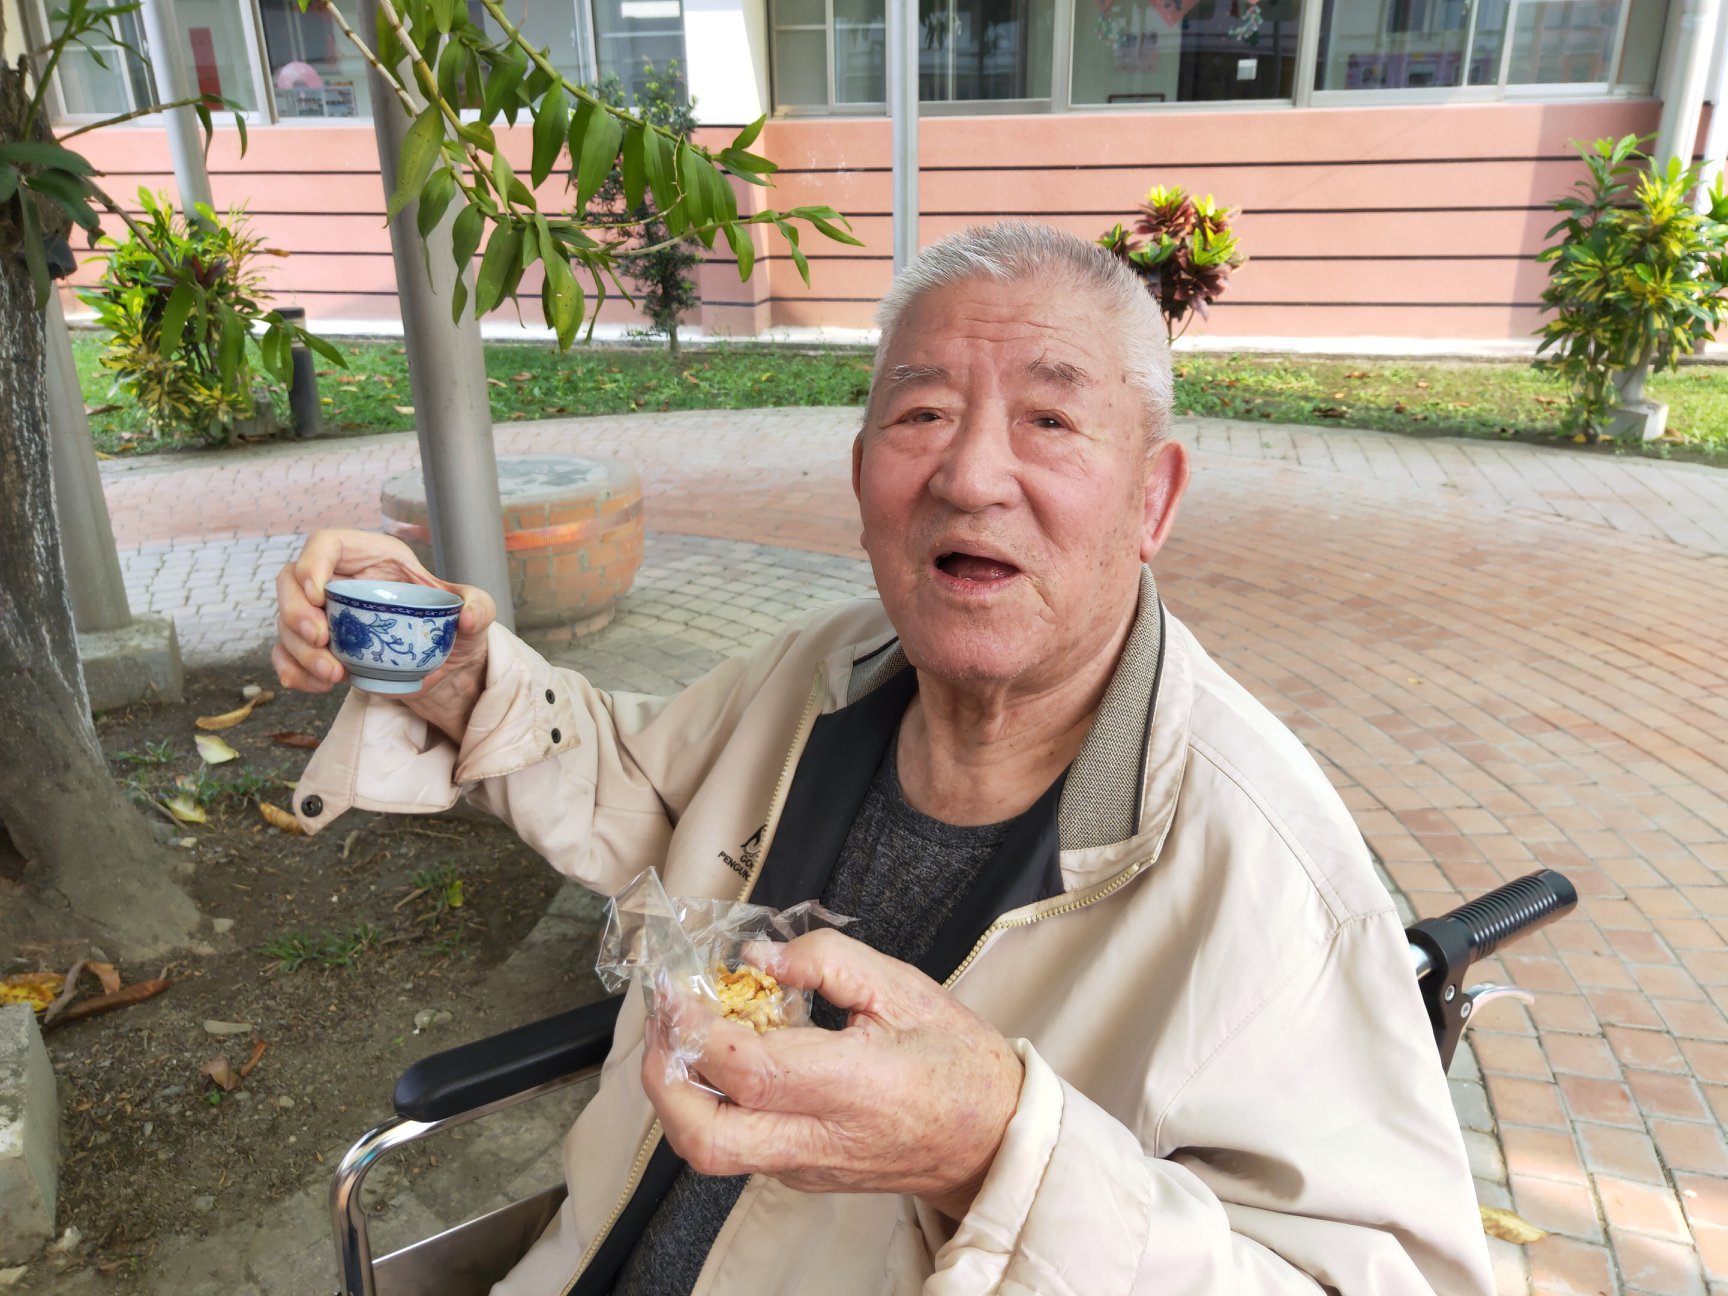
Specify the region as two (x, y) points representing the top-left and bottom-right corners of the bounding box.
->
(928, 414), (1018, 512)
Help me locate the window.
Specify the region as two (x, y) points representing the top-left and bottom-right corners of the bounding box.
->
(593, 0), (688, 101)
(772, 0), (1054, 108)
(1071, 0), (1301, 106)
(259, 0), (374, 117)
(44, 0), (259, 117)
(1315, 0), (1666, 92)
(920, 0), (1055, 102)
(51, 5), (155, 116)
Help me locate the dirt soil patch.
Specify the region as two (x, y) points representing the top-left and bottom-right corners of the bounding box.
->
(3, 665), (567, 1287)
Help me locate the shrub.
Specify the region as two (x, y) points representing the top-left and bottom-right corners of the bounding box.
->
(80, 190), (321, 445)
(1100, 186), (1246, 343)
(1536, 135), (1728, 440)
(586, 63), (702, 357)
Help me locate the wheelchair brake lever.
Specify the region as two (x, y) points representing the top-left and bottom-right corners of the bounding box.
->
(1461, 982), (1535, 1027)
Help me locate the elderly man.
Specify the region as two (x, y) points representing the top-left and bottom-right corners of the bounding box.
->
(276, 224), (1492, 1294)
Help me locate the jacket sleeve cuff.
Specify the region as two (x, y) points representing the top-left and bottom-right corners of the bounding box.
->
(452, 623), (582, 784)
(925, 1040), (1162, 1294)
(291, 624), (580, 833)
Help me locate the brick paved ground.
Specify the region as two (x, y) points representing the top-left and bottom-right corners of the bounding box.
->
(98, 411), (1728, 1294)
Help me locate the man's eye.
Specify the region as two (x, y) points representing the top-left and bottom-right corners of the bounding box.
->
(1031, 415), (1067, 430)
(904, 409), (941, 424)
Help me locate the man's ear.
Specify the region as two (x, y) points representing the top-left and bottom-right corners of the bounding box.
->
(1140, 438), (1189, 563)
(851, 430), (865, 502)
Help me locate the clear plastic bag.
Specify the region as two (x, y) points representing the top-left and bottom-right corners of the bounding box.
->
(596, 868), (852, 1087)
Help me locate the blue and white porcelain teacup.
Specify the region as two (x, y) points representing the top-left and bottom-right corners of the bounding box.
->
(324, 580), (463, 695)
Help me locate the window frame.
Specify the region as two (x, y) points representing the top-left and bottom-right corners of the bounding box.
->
(1305, 0), (1650, 107)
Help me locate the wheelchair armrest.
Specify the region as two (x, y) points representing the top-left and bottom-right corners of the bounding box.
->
(393, 994), (625, 1122)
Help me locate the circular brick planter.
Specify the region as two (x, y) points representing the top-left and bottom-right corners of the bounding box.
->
(381, 455), (645, 636)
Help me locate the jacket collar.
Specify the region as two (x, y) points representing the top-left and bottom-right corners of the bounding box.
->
(832, 567), (1173, 857)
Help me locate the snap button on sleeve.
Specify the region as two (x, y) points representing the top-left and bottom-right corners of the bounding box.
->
(550, 728), (562, 744)
(300, 795), (324, 818)
(545, 688), (556, 704)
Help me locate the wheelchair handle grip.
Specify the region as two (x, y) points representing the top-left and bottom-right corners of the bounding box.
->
(1424, 868), (1578, 969)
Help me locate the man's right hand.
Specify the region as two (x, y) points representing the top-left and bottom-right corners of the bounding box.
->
(273, 529), (497, 742)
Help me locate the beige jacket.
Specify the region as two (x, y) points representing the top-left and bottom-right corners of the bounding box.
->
(296, 583), (1492, 1296)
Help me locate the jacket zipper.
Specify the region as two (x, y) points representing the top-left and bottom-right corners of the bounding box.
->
(558, 670), (826, 1295)
(561, 1118), (661, 1295)
(943, 856), (1150, 989)
(736, 671), (824, 903)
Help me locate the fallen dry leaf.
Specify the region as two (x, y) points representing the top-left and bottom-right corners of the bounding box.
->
(164, 794), (208, 825)
(200, 1055), (239, 1092)
(195, 733), (240, 765)
(270, 731), (321, 749)
(1480, 1205), (1546, 1245)
(1393, 402), (1407, 414)
(510, 371), (533, 382)
(195, 692), (272, 731)
(486, 376), (506, 387)
(1315, 406), (1348, 419)
(238, 1039), (268, 1079)
(259, 803), (305, 835)
(88, 962), (122, 995)
(1344, 371), (1368, 380)
(1414, 380), (1430, 389)
(85, 402), (123, 415)
(47, 979), (170, 1028)
(0, 972), (63, 1013)
(683, 372), (701, 385)
(394, 405), (415, 416)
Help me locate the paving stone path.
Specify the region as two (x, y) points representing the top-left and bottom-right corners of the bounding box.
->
(89, 410), (1728, 1295)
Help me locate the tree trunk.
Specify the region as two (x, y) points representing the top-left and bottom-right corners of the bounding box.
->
(1, 67), (200, 956)
(668, 319), (681, 361)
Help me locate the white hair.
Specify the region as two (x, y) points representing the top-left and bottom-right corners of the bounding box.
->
(871, 221), (1174, 443)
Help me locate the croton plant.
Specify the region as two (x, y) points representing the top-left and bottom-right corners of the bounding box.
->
(1101, 185), (1246, 343)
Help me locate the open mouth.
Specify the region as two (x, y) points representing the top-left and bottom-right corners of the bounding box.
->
(934, 551), (1022, 583)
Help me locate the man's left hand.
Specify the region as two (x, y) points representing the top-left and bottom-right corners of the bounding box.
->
(642, 928), (1024, 1220)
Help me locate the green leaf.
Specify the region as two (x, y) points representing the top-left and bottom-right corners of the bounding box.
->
(449, 274), (469, 325)
(724, 221), (754, 281)
(0, 140), (95, 174)
(574, 108), (623, 212)
(642, 128), (675, 213)
(621, 124), (645, 209)
(24, 169), (99, 231)
(678, 143), (708, 229)
(542, 245), (582, 349)
(194, 101), (214, 161)
(0, 163), (16, 205)
(158, 280), (198, 360)
(730, 114), (765, 152)
(474, 221), (523, 316)
(718, 147), (775, 185)
(483, 44), (528, 123)
(19, 195), (49, 310)
(451, 203), (484, 272)
(416, 168), (456, 241)
(531, 83), (569, 189)
(217, 306), (244, 389)
(387, 106), (444, 223)
(299, 329), (347, 368)
(796, 207), (864, 247)
(436, 37), (465, 105)
(779, 222), (810, 286)
(234, 111), (248, 157)
(430, 0), (456, 32)
(374, 0), (405, 73)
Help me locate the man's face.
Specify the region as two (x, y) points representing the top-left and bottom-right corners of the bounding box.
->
(853, 274), (1187, 690)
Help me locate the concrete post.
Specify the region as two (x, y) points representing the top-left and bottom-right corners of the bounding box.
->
(361, 0), (515, 629)
(1654, 0), (1721, 169)
(44, 295), (131, 633)
(1698, 4), (1728, 198)
(885, 0), (919, 273)
(137, 0), (216, 213)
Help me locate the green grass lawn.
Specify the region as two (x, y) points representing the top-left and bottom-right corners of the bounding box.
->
(71, 333), (1727, 463)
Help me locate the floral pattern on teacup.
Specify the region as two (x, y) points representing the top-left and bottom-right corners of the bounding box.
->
(329, 605), (457, 670)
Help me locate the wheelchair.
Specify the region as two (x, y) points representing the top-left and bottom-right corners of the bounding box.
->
(330, 868), (1578, 1296)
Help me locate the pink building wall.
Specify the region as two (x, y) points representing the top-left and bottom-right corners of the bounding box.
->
(65, 98), (1662, 340)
